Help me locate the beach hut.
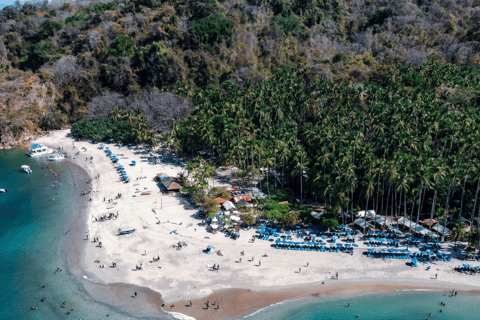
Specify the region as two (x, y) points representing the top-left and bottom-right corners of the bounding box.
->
(161, 177), (181, 192)
(357, 210), (376, 218)
(354, 218), (372, 231)
(223, 201), (236, 211)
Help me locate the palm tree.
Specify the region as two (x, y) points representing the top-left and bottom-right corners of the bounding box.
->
(112, 107), (120, 121)
(451, 222), (465, 249)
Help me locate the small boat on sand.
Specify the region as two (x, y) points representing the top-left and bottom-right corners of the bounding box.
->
(118, 229), (136, 235)
(141, 191), (151, 195)
(48, 153), (65, 161)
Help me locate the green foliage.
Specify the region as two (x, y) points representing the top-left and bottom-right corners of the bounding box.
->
(271, 15), (305, 36)
(19, 41), (59, 71)
(93, 2), (118, 14)
(319, 211), (340, 230)
(189, 15), (235, 46)
(40, 20), (63, 39)
(109, 36), (136, 58)
(71, 117), (113, 141)
(70, 109), (158, 147)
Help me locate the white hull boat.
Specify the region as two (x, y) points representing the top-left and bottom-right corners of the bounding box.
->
(27, 144), (54, 157)
(48, 153), (65, 161)
(21, 165), (32, 173)
(0, 189), (7, 193)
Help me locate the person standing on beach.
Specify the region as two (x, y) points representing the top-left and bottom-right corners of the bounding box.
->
(134, 292), (137, 298)
(435, 273), (437, 279)
(336, 272), (339, 279)
(259, 260), (261, 266)
(189, 301), (192, 307)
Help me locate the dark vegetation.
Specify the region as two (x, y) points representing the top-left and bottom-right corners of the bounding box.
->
(70, 107), (158, 146)
(172, 63), (480, 239)
(0, 0), (480, 239)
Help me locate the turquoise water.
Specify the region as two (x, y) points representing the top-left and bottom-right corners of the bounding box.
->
(1, 147), (479, 320)
(247, 291), (480, 319)
(0, 147), (138, 319)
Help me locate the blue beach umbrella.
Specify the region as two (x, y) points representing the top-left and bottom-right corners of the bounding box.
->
(260, 226), (267, 229)
(345, 244), (352, 247)
(320, 243), (326, 245)
(352, 244), (359, 247)
(320, 235), (327, 239)
(285, 231), (291, 235)
(336, 243), (343, 246)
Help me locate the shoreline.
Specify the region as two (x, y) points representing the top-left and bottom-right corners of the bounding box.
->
(30, 130), (480, 320)
(55, 146), (169, 318)
(169, 279), (480, 319)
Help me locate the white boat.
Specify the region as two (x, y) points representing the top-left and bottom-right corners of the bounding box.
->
(27, 144), (54, 157)
(48, 153), (65, 161)
(21, 165), (32, 173)
(0, 189), (7, 193)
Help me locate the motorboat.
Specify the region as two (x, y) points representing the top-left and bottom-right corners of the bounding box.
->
(21, 165), (32, 173)
(48, 153), (65, 161)
(27, 144), (54, 157)
(0, 189), (7, 193)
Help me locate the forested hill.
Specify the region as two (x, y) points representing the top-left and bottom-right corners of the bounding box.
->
(1, 0), (480, 145)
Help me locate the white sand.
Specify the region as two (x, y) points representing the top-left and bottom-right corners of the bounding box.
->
(33, 130), (480, 304)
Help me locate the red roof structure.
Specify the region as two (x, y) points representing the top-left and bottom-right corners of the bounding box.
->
(214, 197), (228, 204)
(233, 195), (252, 203)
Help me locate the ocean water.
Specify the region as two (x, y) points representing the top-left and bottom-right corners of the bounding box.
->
(246, 290), (480, 319)
(0, 147), (139, 319)
(1, 147), (479, 320)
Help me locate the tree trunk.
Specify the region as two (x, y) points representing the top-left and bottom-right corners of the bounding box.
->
(459, 173), (468, 217)
(416, 186), (423, 225)
(472, 180), (480, 228)
(300, 154), (303, 205)
(429, 175), (441, 231)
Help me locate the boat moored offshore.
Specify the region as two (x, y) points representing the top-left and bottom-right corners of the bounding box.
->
(21, 165), (32, 173)
(27, 144), (54, 157)
(0, 189), (7, 193)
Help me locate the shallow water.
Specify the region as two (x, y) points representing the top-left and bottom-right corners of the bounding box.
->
(246, 290), (480, 319)
(0, 147), (143, 319)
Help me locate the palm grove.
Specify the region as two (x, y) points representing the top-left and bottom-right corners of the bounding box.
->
(170, 62), (480, 246)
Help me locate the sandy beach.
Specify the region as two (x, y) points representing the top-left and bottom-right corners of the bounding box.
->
(32, 129), (480, 319)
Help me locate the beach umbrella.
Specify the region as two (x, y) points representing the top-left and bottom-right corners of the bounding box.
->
(320, 243), (326, 245)
(345, 244), (352, 247)
(131, 160), (136, 164)
(285, 231), (291, 235)
(210, 224), (218, 229)
(336, 243), (343, 246)
(274, 233), (279, 237)
(368, 231), (373, 235)
(367, 249), (374, 252)
(307, 228), (313, 232)
(339, 224), (346, 228)
(260, 226), (267, 229)
(212, 218), (218, 222)
(311, 234), (317, 237)
(295, 226), (301, 229)
(352, 244), (359, 247)
(275, 239), (281, 243)
(320, 235), (327, 239)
